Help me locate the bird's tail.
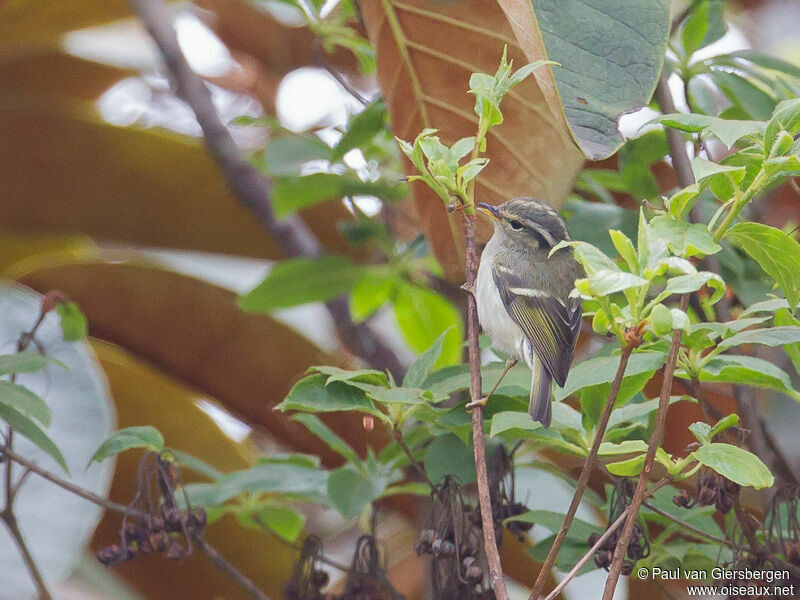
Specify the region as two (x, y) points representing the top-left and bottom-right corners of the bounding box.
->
(528, 354), (552, 427)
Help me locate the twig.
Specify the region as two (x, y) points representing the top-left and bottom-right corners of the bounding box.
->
(529, 340), (638, 600)
(602, 294), (689, 599)
(312, 39), (370, 106)
(1, 513), (52, 600)
(0, 444), (272, 600)
(641, 499), (738, 549)
(128, 0), (404, 379)
(732, 497), (761, 552)
(393, 430), (434, 489)
(193, 536), (271, 600)
(543, 478), (669, 600)
(463, 211), (509, 600)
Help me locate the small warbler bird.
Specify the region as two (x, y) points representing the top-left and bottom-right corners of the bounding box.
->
(475, 197), (583, 427)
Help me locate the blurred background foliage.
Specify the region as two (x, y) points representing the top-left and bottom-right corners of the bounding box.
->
(0, 0), (799, 599)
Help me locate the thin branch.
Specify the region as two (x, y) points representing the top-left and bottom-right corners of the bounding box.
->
(732, 497), (761, 552)
(463, 211), (509, 600)
(602, 294), (689, 599)
(1, 514), (53, 600)
(128, 0), (404, 379)
(394, 430), (434, 489)
(193, 536), (271, 600)
(529, 340), (638, 600)
(0, 444), (272, 600)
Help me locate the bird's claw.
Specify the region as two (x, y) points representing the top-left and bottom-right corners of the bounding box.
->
(460, 282), (476, 296)
(466, 397), (488, 411)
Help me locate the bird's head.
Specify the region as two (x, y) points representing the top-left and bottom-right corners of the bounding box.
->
(476, 197), (570, 251)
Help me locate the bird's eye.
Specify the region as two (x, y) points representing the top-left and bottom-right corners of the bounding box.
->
(509, 219), (524, 230)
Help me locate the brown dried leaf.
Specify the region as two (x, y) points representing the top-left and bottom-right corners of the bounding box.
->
(361, 0), (584, 279)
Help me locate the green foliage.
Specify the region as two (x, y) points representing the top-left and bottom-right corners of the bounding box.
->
(0, 401), (67, 473)
(88, 426), (164, 465)
(55, 301), (87, 341)
(0, 352), (65, 376)
(239, 256), (365, 311)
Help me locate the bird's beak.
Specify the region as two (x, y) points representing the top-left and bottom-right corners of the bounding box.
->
(476, 202), (501, 221)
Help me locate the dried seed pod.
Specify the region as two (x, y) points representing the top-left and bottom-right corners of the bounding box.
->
(464, 564), (483, 583)
(673, 489), (692, 508)
(627, 542), (643, 561)
(697, 484), (717, 506)
(588, 532), (600, 547)
(594, 550), (612, 570)
(785, 541), (800, 566)
(621, 560), (634, 576)
(138, 537), (155, 555)
(164, 541), (186, 561)
(311, 569), (329, 588)
(188, 507), (207, 529)
(149, 530), (171, 553)
(150, 515), (165, 531)
(97, 545), (127, 566)
(716, 492), (734, 514)
(437, 540), (455, 558)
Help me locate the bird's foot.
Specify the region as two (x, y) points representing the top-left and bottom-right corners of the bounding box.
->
(460, 282), (475, 296)
(466, 396), (488, 411)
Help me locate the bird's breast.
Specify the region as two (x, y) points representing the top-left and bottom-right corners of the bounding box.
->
(476, 241), (528, 363)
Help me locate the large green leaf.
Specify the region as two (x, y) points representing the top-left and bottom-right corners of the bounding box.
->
(694, 443), (774, 489)
(276, 374), (386, 420)
(557, 351), (667, 400)
(530, 0), (671, 159)
(238, 256), (364, 311)
(0, 380), (51, 427)
(687, 355), (800, 401)
(0, 352), (64, 377)
(727, 223), (800, 311)
(424, 433), (476, 484)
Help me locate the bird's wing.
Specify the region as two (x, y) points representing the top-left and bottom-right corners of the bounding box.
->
(493, 267), (581, 386)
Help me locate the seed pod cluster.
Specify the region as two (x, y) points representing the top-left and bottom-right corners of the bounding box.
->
(96, 452), (207, 568)
(674, 468), (740, 514)
(97, 505), (208, 566)
(591, 479), (649, 576)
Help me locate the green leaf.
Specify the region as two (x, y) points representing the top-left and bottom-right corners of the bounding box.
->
(509, 510), (598, 542)
(647, 215), (722, 258)
(55, 301), (87, 341)
(403, 329), (450, 388)
(775, 309), (800, 377)
(276, 374), (387, 420)
(327, 465), (385, 519)
(239, 256), (364, 311)
(291, 413), (360, 463)
(349, 270), (396, 322)
(689, 355), (800, 401)
(689, 421), (712, 444)
(314, 365), (388, 386)
(557, 352), (667, 400)
(0, 352), (65, 377)
(246, 506), (306, 542)
(712, 70), (776, 121)
(575, 270), (647, 296)
(186, 460), (329, 507)
(0, 402), (68, 473)
(660, 272), (725, 304)
(530, 0), (671, 159)
(656, 114), (764, 149)
(551, 240), (618, 275)
(718, 326), (800, 350)
(379, 481), (430, 498)
(424, 433), (476, 484)
(598, 440), (649, 455)
(727, 222), (800, 310)
(564, 199), (637, 257)
(709, 414), (740, 439)
(331, 100), (387, 161)
(272, 172), (403, 216)
(692, 156), (746, 190)
(680, 0), (726, 56)
(606, 453), (646, 476)
(167, 449), (223, 480)
(393, 282), (463, 368)
(608, 230), (639, 273)
(666, 184), (701, 219)
(693, 443), (774, 489)
(88, 426), (164, 465)
(263, 134), (331, 176)
(0, 381), (51, 427)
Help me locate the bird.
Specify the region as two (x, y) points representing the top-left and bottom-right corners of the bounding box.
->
(474, 197), (583, 427)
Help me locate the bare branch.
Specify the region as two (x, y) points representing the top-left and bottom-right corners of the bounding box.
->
(128, 0), (404, 378)
(463, 211), (509, 600)
(1, 513), (53, 600)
